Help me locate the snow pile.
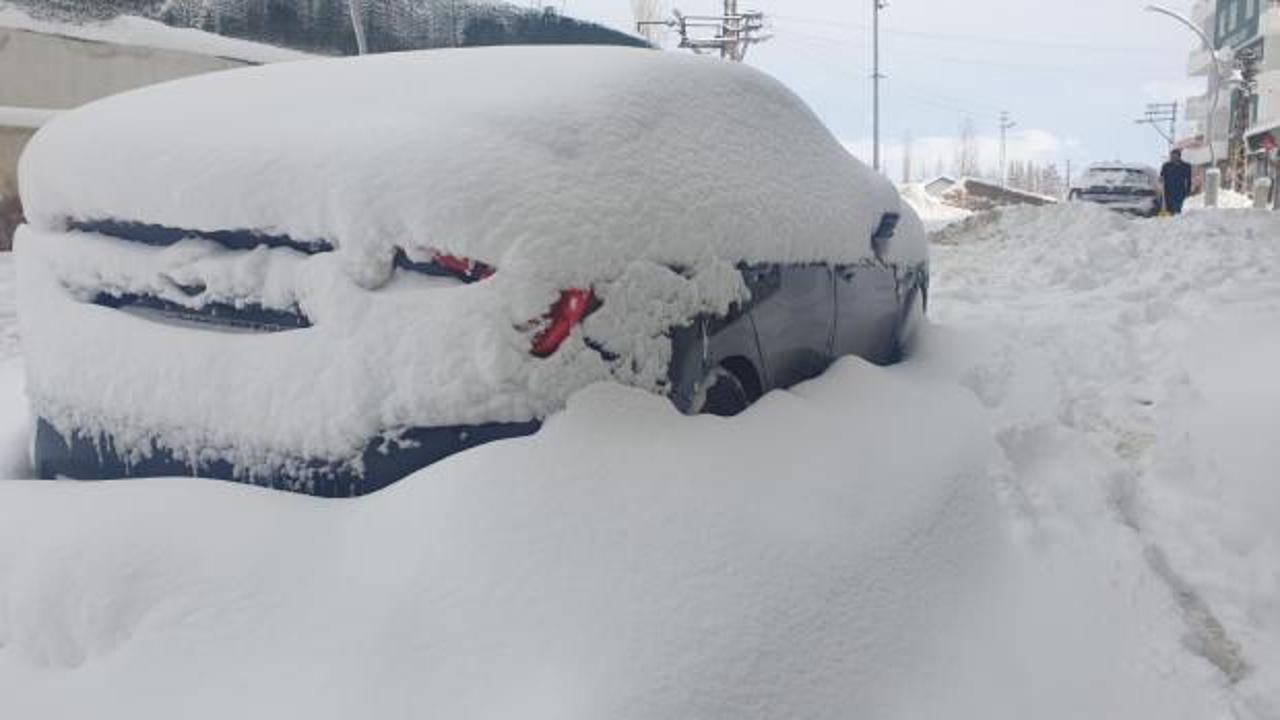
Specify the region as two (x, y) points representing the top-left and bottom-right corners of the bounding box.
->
(898, 182), (973, 233)
(0, 251), (16, 361)
(932, 202), (1280, 716)
(1186, 189), (1256, 210)
(1, 203), (1272, 717)
(0, 252), (26, 479)
(0, 342), (1235, 719)
(0, 359), (1010, 719)
(0, 3), (308, 63)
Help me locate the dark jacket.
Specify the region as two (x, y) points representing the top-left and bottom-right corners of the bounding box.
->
(1161, 159), (1192, 199)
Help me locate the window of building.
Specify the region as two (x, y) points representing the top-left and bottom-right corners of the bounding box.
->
(1227, 1), (1238, 32)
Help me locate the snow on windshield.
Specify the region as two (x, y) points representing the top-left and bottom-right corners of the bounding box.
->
(1082, 167), (1153, 188)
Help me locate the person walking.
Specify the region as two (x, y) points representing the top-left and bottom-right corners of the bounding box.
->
(1160, 148), (1193, 215)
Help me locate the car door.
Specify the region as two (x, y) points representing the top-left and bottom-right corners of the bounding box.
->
(742, 263), (835, 390)
(833, 261), (901, 365)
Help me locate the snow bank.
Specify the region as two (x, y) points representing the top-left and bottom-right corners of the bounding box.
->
(1186, 189), (1255, 210)
(0, 203), (1259, 718)
(932, 202), (1280, 716)
(20, 46), (923, 290)
(0, 358), (28, 479)
(0, 356), (1007, 719)
(898, 182), (973, 233)
(0, 251), (15, 361)
(0, 4), (308, 63)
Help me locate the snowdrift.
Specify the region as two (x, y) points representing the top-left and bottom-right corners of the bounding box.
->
(4, 204), (1271, 716)
(0, 358), (1004, 719)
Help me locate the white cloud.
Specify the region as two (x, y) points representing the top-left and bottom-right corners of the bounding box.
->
(843, 129), (1068, 181)
(1142, 78), (1207, 102)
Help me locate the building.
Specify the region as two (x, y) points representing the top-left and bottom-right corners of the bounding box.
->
(1180, 0), (1280, 191)
(923, 175), (959, 197)
(0, 7), (306, 249)
(1179, 0), (1230, 173)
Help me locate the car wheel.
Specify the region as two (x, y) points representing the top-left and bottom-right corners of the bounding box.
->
(690, 365), (752, 417)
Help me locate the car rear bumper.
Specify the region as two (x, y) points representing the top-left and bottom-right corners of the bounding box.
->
(34, 417), (541, 497)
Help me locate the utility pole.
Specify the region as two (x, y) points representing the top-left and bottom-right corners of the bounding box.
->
(1135, 102), (1178, 147)
(872, 0), (886, 172)
(638, 4), (769, 61)
(902, 130), (913, 184)
(999, 111), (1016, 187)
(1065, 158), (1073, 199)
(347, 0), (368, 54)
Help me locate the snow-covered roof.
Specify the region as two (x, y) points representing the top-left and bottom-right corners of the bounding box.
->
(20, 46), (920, 291)
(0, 5), (310, 64)
(0, 105), (58, 129)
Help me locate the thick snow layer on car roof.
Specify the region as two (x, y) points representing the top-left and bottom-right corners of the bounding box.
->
(20, 46), (923, 287)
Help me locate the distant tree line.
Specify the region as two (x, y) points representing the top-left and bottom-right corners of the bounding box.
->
(6, 0), (650, 55)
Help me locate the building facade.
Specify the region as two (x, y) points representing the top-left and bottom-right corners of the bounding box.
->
(1179, 0), (1280, 192)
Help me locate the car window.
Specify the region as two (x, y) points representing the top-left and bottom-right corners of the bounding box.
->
(1083, 169), (1152, 187)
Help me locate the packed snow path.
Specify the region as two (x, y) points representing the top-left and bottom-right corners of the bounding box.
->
(932, 204), (1280, 717)
(1, 203), (1279, 717)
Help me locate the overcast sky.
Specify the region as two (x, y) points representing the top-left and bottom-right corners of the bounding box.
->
(557, 0), (1201, 180)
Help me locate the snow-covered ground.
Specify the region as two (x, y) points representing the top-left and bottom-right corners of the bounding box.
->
(0, 202), (1278, 717)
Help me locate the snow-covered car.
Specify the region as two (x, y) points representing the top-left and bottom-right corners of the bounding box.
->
(16, 47), (928, 496)
(1068, 163), (1162, 216)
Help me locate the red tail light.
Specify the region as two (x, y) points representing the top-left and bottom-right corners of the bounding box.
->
(531, 289), (597, 357)
(433, 251), (495, 282)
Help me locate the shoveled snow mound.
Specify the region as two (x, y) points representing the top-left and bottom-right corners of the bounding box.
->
(0, 253), (26, 479)
(933, 202), (1280, 716)
(0, 251), (16, 362)
(20, 46), (923, 292)
(898, 182), (973, 233)
(0, 4), (308, 63)
(1186, 189), (1255, 210)
(0, 342), (1231, 719)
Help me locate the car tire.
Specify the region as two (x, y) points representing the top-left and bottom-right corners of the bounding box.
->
(691, 365), (752, 417)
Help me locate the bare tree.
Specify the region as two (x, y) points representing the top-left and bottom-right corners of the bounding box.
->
(955, 117), (980, 178)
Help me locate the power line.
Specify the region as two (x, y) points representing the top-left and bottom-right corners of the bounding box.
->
(872, 0), (885, 172)
(637, 2), (771, 61)
(770, 13), (1177, 55)
(1135, 102), (1178, 147)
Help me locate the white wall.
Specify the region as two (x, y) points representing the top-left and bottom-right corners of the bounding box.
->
(0, 27), (249, 109)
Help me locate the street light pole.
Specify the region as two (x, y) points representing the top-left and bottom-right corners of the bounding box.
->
(1145, 4), (1225, 167)
(872, 0), (885, 173)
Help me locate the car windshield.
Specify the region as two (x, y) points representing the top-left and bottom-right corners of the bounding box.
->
(1084, 168), (1151, 187)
